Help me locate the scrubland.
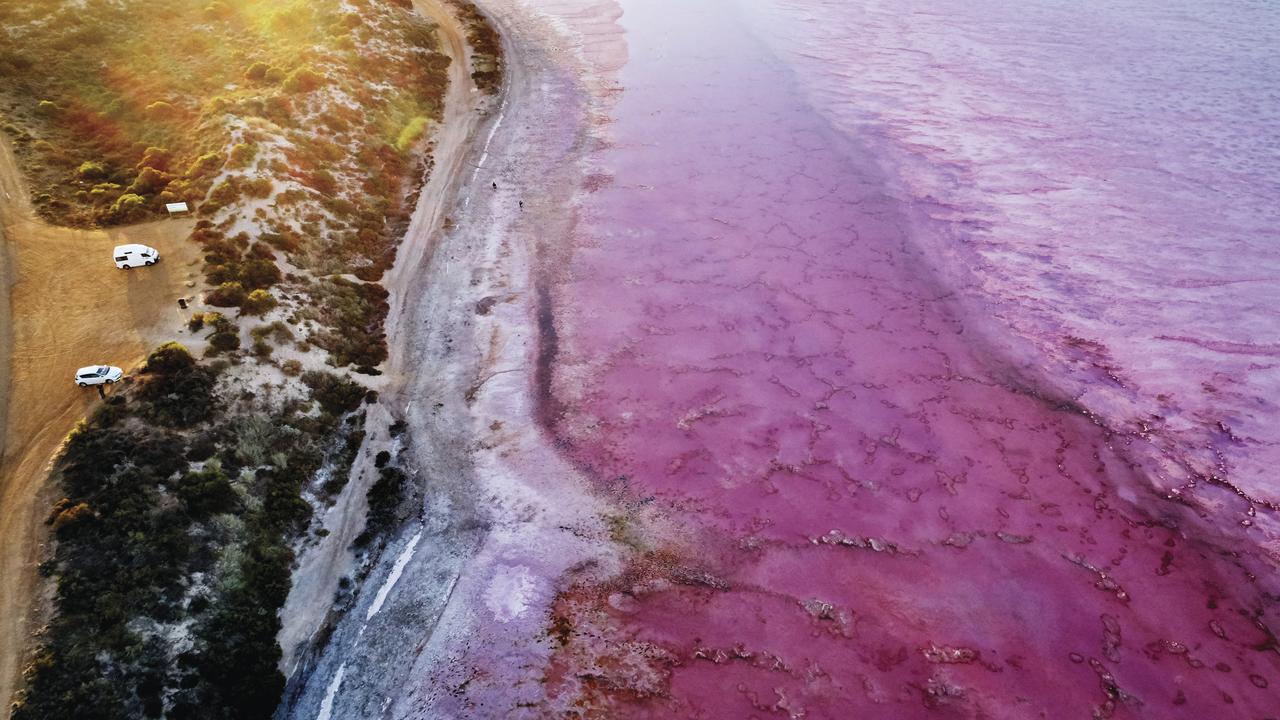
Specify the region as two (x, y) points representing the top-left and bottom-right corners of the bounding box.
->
(0, 0), (482, 716)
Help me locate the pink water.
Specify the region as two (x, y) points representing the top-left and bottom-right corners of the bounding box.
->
(540, 0), (1280, 717)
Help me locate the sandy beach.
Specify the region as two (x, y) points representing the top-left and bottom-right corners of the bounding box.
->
(0, 137), (202, 710)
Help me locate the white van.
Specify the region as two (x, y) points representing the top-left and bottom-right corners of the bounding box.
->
(74, 365), (123, 387)
(114, 243), (160, 269)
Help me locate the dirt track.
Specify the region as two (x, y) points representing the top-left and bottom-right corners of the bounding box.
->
(0, 138), (202, 711)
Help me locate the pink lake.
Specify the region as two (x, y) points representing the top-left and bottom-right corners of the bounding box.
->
(539, 0), (1280, 717)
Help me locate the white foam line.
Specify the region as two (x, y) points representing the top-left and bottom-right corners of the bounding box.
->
(315, 663), (346, 720)
(365, 529), (424, 621)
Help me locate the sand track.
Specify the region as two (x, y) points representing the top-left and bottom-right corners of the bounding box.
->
(0, 138), (202, 712)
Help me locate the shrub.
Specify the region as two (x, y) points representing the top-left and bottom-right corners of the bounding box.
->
(282, 67), (324, 94)
(208, 330), (241, 354)
(207, 282), (246, 307)
(242, 289), (276, 316)
(280, 359), (302, 377)
(138, 363), (218, 427)
(239, 259), (281, 290)
(76, 161), (107, 180)
(185, 151), (224, 178)
(176, 465), (238, 518)
(145, 101), (179, 119)
(243, 62), (270, 82)
(366, 466), (407, 531)
(395, 116), (430, 152)
(228, 143), (257, 169)
(109, 193), (148, 222)
(126, 166), (171, 195)
(242, 177), (272, 198)
(300, 371), (366, 415)
(136, 146), (173, 172)
(144, 342), (196, 374)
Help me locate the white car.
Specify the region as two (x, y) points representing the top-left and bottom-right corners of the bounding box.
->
(113, 243), (159, 269)
(75, 365), (123, 387)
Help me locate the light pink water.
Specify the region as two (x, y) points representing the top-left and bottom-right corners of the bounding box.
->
(540, 0), (1280, 716)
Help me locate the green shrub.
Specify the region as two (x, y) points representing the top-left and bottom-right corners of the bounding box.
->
(242, 176), (272, 198)
(185, 151), (224, 178)
(207, 282), (246, 307)
(126, 166), (172, 195)
(239, 259), (281, 290)
(243, 62), (270, 82)
(282, 66), (324, 93)
(176, 465), (238, 518)
(109, 193), (148, 222)
(135, 146), (173, 172)
(242, 289), (276, 316)
(144, 342), (196, 374)
(76, 161), (107, 180)
(394, 116), (430, 152)
(208, 330), (241, 354)
(139, 364), (218, 427)
(144, 100), (179, 119)
(228, 143), (257, 169)
(300, 371), (366, 415)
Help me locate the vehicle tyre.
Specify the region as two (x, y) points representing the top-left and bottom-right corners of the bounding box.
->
(146, 260), (155, 266)
(77, 382), (87, 387)
(106, 379), (115, 385)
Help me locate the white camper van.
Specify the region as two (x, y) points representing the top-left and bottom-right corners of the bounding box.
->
(113, 243), (160, 269)
(74, 365), (123, 387)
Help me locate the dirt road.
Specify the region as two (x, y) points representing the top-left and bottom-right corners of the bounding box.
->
(0, 138), (202, 712)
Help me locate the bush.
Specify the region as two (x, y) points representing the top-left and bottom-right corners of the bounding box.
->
(300, 371), (366, 415)
(366, 466), (407, 532)
(282, 67), (324, 94)
(144, 342), (196, 374)
(207, 282), (246, 307)
(243, 62), (270, 82)
(76, 161), (107, 180)
(176, 465), (238, 518)
(208, 330), (241, 354)
(280, 359), (302, 377)
(242, 289), (276, 316)
(138, 363), (218, 427)
(395, 116), (430, 152)
(185, 151), (224, 178)
(242, 177), (272, 198)
(136, 146), (172, 172)
(126, 166), (171, 195)
(109, 193), (148, 222)
(239, 259), (280, 290)
(228, 143), (257, 169)
(144, 101), (179, 120)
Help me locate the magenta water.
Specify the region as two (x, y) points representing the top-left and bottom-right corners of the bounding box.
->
(539, 0), (1280, 716)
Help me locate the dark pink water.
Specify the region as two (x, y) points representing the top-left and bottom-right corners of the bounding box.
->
(540, 0), (1280, 716)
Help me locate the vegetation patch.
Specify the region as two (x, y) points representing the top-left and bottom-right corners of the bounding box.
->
(0, 0), (504, 716)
